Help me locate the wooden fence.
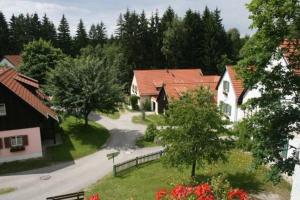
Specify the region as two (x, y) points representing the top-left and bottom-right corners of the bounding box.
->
(46, 191), (84, 200)
(113, 150), (164, 176)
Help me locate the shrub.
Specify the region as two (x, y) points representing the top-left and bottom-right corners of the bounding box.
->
(143, 98), (152, 111)
(232, 120), (253, 151)
(130, 95), (139, 110)
(210, 174), (231, 200)
(144, 123), (157, 142)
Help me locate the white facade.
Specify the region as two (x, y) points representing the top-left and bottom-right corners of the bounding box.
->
(0, 58), (15, 68)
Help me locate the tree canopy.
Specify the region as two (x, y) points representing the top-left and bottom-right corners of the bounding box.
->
(160, 87), (229, 177)
(237, 0), (300, 182)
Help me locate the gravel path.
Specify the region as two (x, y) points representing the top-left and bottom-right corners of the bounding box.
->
(0, 111), (162, 200)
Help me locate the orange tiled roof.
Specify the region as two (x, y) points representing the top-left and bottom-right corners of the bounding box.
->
(280, 39), (300, 75)
(3, 55), (23, 67)
(226, 65), (245, 99)
(0, 68), (58, 120)
(134, 69), (208, 96)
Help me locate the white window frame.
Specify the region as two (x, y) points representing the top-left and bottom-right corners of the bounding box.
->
(11, 136), (23, 147)
(223, 81), (230, 94)
(0, 103), (6, 116)
(220, 101), (231, 117)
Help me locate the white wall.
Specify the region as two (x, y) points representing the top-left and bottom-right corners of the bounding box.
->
(217, 71), (239, 122)
(0, 59), (15, 68)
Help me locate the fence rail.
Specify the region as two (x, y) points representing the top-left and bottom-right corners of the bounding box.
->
(113, 150), (164, 176)
(46, 191), (84, 200)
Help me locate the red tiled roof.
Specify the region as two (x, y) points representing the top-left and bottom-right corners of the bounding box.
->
(0, 68), (58, 120)
(226, 65), (245, 99)
(3, 55), (23, 67)
(134, 69), (206, 96)
(280, 39), (300, 75)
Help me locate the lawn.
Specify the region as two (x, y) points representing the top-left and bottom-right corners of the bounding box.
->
(132, 114), (165, 126)
(0, 187), (16, 195)
(97, 105), (126, 119)
(0, 116), (110, 175)
(86, 150), (291, 200)
(136, 137), (159, 148)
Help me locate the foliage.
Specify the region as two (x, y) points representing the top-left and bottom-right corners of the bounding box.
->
(0, 11), (9, 55)
(144, 123), (158, 142)
(160, 87), (229, 177)
(130, 95), (140, 110)
(155, 183), (248, 200)
(132, 114), (166, 126)
(237, 0), (300, 181)
(19, 39), (64, 85)
(143, 98), (152, 111)
(210, 174), (231, 200)
(89, 22), (107, 47)
(74, 19), (89, 55)
(86, 150), (291, 200)
(232, 121), (253, 151)
(57, 15), (73, 55)
(47, 55), (123, 125)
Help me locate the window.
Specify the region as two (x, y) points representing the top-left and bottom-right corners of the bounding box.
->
(220, 101), (231, 116)
(132, 85), (137, 94)
(223, 81), (230, 94)
(11, 136), (23, 147)
(0, 104), (6, 116)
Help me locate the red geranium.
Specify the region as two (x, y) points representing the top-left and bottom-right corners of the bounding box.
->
(227, 189), (248, 200)
(171, 185), (193, 199)
(156, 189), (168, 200)
(194, 183), (214, 200)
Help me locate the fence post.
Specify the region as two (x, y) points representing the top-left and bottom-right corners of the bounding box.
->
(160, 150), (163, 157)
(113, 165), (116, 177)
(136, 157), (139, 167)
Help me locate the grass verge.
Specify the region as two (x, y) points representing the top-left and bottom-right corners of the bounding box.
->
(86, 149), (291, 200)
(136, 137), (159, 148)
(0, 116), (110, 175)
(0, 187), (16, 195)
(132, 114), (165, 126)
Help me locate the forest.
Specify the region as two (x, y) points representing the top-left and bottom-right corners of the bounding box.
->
(0, 6), (249, 86)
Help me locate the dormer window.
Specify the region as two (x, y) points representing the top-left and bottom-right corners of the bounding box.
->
(0, 103), (6, 116)
(223, 81), (230, 95)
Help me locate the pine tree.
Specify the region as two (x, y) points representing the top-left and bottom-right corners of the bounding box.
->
(40, 14), (57, 45)
(0, 11), (9, 55)
(74, 19), (89, 54)
(138, 11), (150, 66)
(9, 14), (28, 53)
(29, 13), (41, 40)
(95, 22), (107, 46)
(57, 15), (72, 55)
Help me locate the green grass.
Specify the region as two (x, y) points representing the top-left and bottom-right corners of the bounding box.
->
(0, 187), (16, 195)
(86, 150), (291, 200)
(0, 116), (110, 175)
(97, 106), (126, 119)
(136, 137), (159, 148)
(132, 114), (165, 126)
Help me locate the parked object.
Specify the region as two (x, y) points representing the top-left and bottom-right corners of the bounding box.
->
(46, 191), (84, 200)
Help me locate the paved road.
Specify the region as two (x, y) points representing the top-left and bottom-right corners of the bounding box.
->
(0, 112), (162, 200)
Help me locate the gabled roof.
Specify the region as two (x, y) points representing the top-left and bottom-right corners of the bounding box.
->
(226, 65), (245, 99)
(2, 55), (23, 67)
(0, 67), (58, 120)
(134, 69), (206, 96)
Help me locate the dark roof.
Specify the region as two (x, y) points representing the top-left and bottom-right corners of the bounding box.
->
(0, 67), (58, 120)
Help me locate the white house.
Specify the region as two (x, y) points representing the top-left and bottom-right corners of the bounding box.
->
(0, 55), (23, 68)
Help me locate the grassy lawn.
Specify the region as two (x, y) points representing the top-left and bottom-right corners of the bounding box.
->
(0, 116), (110, 175)
(136, 137), (159, 148)
(132, 114), (165, 126)
(86, 150), (291, 200)
(97, 106), (126, 119)
(0, 187), (16, 195)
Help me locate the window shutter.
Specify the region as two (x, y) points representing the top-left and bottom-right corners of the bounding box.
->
(22, 135), (29, 146)
(0, 138), (3, 149)
(4, 137), (11, 148)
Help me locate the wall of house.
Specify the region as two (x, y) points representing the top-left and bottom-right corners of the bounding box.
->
(291, 138), (300, 200)
(130, 75), (140, 97)
(217, 71), (238, 122)
(0, 59), (15, 68)
(0, 127), (43, 163)
(0, 85), (56, 141)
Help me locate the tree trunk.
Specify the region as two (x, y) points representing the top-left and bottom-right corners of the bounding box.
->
(84, 113), (89, 126)
(191, 160), (196, 178)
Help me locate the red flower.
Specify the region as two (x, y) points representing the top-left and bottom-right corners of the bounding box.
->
(171, 185), (193, 199)
(89, 193), (100, 200)
(156, 189), (168, 200)
(227, 189), (248, 200)
(194, 183), (214, 200)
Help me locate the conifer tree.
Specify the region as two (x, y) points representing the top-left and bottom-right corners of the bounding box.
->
(57, 15), (72, 55)
(0, 11), (9, 55)
(40, 14), (57, 45)
(74, 19), (89, 54)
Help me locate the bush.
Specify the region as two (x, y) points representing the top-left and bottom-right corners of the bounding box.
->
(210, 174), (231, 200)
(144, 123), (157, 142)
(130, 95), (139, 110)
(232, 120), (253, 151)
(142, 98), (152, 111)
